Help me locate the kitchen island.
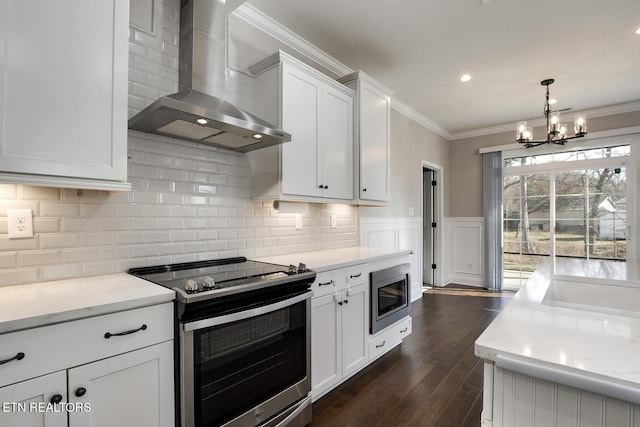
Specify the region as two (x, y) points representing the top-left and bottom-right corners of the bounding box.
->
(475, 259), (640, 426)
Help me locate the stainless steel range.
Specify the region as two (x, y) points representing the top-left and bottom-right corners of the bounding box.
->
(129, 257), (316, 427)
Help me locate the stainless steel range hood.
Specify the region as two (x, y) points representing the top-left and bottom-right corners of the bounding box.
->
(128, 0), (290, 152)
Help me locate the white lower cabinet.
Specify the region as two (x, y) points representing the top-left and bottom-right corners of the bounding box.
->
(67, 341), (174, 427)
(311, 265), (368, 400)
(0, 303), (174, 427)
(0, 371), (67, 427)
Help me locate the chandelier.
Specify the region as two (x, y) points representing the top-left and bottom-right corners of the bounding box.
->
(516, 79), (587, 148)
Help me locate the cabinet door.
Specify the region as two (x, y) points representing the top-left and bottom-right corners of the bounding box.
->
(311, 293), (341, 400)
(281, 62), (322, 198)
(341, 283), (369, 379)
(0, 371), (67, 427)
(67, 341), (174, 427)
(0, 0), (128, 184)
(320, 85), (353, 200)
(359, 84), (390, 202)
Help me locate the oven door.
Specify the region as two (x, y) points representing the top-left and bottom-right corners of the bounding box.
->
(180, 291), (311, 427)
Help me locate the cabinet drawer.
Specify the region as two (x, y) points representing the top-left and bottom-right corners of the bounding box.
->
(343, 264), (368, 288)
(368, 316), (411, 362)
(0, 303), (173, 388)
(311, 271), (338, 298)
(311, 264), (369, 299)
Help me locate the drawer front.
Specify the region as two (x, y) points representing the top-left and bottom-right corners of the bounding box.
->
(311, 271), (338, 298)
(0, 303), (173, 388)
(368, 316), (411, 362)
(343, 264), (368, 288)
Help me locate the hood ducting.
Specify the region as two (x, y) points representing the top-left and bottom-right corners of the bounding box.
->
(128, 0), (290, 152)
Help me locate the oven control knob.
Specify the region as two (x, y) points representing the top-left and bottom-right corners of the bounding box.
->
(202, 276), (216, 290)
(185, 279), (199, 293)
(297, 263), (307, 273)
(288, 264), (297, 274)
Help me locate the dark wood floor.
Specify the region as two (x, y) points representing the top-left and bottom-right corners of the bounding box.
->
(310, 286), (513, 427)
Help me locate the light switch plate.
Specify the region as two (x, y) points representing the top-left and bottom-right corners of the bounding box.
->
(295, 214), (303, 229)
(330, 215), (337, 229)
(8, 209), (34, 239)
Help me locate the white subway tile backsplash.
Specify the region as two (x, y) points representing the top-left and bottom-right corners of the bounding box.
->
(18, 250), (60, 267)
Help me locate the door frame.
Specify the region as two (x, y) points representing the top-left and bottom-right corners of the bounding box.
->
(421, 160), (444, 287)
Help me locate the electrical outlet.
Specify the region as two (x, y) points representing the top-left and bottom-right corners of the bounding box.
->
(295, 214), (303, 230)
(8, 209), (34, 239)
(330, 214), (337, 229)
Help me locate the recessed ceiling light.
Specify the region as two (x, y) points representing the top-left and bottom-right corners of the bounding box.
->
(252, 134), (263, 139)
(460, 74), (472, 82)
(636, 27), (640, 35)
(196, 118), (208, 125)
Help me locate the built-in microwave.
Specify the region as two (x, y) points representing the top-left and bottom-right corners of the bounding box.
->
(370, 264), (411, 334)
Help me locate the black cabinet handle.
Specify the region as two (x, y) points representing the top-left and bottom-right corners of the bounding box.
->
(318, 280), (334, 287)
(0, 352), (24, 366)
(349, 273), (362, 279)
(362, 188), (367, 192)
(75, 388), (87, 397)
(338, 301), (343, 306)
(376, 340), (386, 349)
(104, 324), (147, 339)
(400, 327), (408, 333)
(343, 299), (349, 304)
(318, 184), (324, 189)
(50, 394), (63, 404)
(324, 185), (328, 189)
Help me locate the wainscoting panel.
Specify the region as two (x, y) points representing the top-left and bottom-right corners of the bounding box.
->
(359, 217), (422, 301)
(489, 366), (640, 427)
(445, 217), (484, 287)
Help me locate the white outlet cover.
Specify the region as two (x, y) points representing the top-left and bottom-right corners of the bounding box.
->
(8, 209), (34, 239)
(330, 215), (337, 228)
(295, 214), (303, 229)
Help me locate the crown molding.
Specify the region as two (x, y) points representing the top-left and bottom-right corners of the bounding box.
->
(232, 4), (452, 139)
(233, 4), (352, 77)
(390, 99), (452, 139)
(450, 100), (640, 141)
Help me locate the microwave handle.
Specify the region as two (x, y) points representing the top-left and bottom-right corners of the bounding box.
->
(184, 290), (312, 332)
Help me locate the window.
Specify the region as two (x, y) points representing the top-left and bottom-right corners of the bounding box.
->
(503, 144), (630, 289)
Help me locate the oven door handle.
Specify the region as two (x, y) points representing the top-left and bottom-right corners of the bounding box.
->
(183, 290), (312, 332)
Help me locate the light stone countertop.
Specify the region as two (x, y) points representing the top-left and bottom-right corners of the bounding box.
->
(0, 273), (175, 334)
(256, 246), (411, 272)
(475, 259), (640, 390)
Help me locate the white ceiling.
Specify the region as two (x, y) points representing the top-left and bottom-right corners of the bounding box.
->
(238, 0), (640, 138)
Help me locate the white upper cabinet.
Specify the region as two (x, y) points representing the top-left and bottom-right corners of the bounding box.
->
(338, 72), (392, 205)
(249, 51), (354, 203)
(0, 0), (130, 191)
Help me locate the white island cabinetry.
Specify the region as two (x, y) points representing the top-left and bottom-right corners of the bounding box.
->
(475, 260), (640, 427)
(0, 0), (130, 191)
(249, 51), (354, 202)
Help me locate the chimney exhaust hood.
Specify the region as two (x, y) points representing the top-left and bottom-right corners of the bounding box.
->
(128, 0), (290, 152)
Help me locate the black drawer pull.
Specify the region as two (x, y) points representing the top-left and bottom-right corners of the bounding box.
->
(318, 280), (334, 287)
(376, 340), (386, 349)
(50, 394), (63, 404)
(75, 387), (87, 397)
(349, 273), (362, 279)
(0, 352), (24, 366)
(104, 324), (147, 339)
(400, 327), (408, 333)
